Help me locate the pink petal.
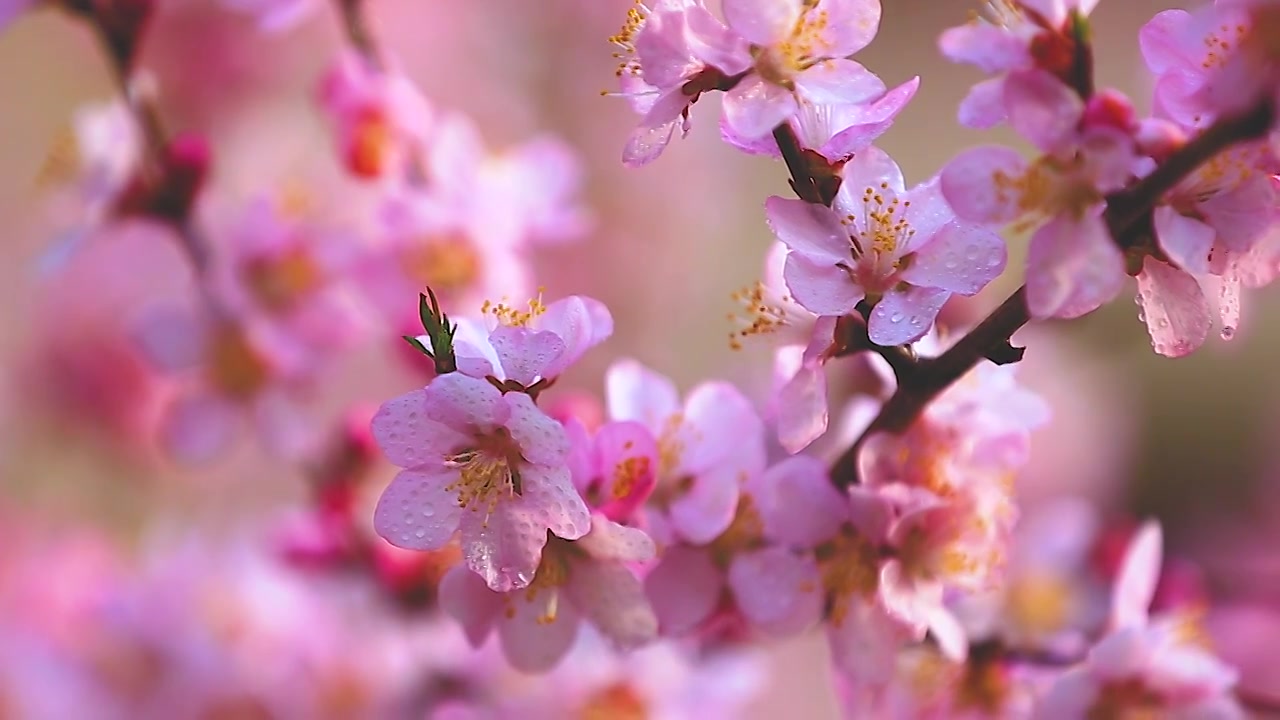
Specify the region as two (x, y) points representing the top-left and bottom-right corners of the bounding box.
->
(438, 565), (502, 646)
(939, 145), (1028, 225)
(826, 600), (911, 684)
(1139, 9), (1196, 75)
(537, 295), (612, 378)
(783, 253), (864, 316)
(372, 389), (463, 469)
(938, 23), (1029, 72)
(565, 558), (658, 649)
(765, 196), (851, 263)
(668, 464), (742, 544)
(727, 548), (823, 635)
(817, 0), (881, 56)
(1036, 668), (1100, 720)
(1201, 174), (1276, 254)
(752, 454), (847, 547)
(678, 381), (765, 474)
(877, 560), (940, 638)
(775, 363), (829, 454)
(722, 0), (800, 45)
(633, 10), (701, 89)
(867, 286), (950, 346)
(957, 77), (1009, 129)
(593, 421), (659, 518)
(516, 463), (592, 541)
(644, 546), (723, 635)
(900, 223), (1006, 295)
(423, 373), (510, 430)
(925, 606), (968, 662)
(1003, 69), (1085, 154)
(460, 502), (548, 592)
(1136, 257), (1211, 358)
(449, 319), (502, 379)
(132, 305), (205, 371)
(821, 77), (920, 159)
(722, 75), (799, 140)
(898, 177), (958, 249)
(498, 588), (580, 673)
(488, 327), (566, 386)
(623, 118), (680, 169)
(160, 392), (239, 465)
(838, 144), (905, 200)
(795, 59), (885, 106)
(373, 468), (463, 551)
(503, 392), (570, 466)
(1110, 520), (1163, 631)
(605, 359), (680, 431)
(685, 6), (753, 74)
(1154, 206), (1214, 275)
(576, 515), (656, 562)
(1088, 627), (1156, 679)
(1026, 212), (1126, 319)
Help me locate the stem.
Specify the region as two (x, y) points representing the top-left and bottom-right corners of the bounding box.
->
(84, 6), (212, 280)
(336, 0), (384, 70)
(828, 97), (1276, 487)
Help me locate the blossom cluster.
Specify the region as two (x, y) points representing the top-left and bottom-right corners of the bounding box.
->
(4, 0), (1280, 717)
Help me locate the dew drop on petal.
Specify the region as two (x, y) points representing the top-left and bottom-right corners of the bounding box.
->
(890, 311), (904, 324)
(1221, 326), (1236, 340)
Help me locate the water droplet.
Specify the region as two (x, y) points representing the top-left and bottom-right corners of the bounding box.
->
(1221, 326), (1236, 340)
(414, 528), (426, 539)
(1137, 309), (1146, 323)
(889, 312), (904, 323)
(1157, 318), (1169, 329)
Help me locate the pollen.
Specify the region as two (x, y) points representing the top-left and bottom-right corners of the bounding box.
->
(728, 282), (788, 350)
(609, 0), (648, 78)
(482, 289), (547, 328)
(1202, 23), (1248, 70)
(34, 124), (81, 189)
(708, 495), (765, 566)
(524, 538), (573, 624)
(856, 185), (915, 259)
(242, 245), (323, 312)
(443, 428), (524, 521)
(816, 526), (881, 627)
(402, 233), (481, 295)
(610, 455), (651, 500)
(757, 7), (834, 86)
(1007, 571), (1072, 635)
(206, 322), (272, 400)
(579, 682), (648, 720)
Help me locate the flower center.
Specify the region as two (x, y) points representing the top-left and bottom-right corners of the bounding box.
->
(242, 245), (323, 312)
(517, 536), (575, 624)
(1087, 679), (1163, 720)
(206, 322), (272, 400)
(1202, 21), (1250, 71)
(1006, 571), (1073, 635)
(401, 234), (481, 296)
(850, 183), (915, 261)
(815, 525), (881, 627)
(481, 292), (547, 328)
(579, 682), (648, 720)
(708, 495), (765, 566)
(609, 0), (648, 79)
(348, 107), (394, 179)
(444, 429), (524, 518)
(756, 5), (832, 86)
(994, 156), (1101, 227)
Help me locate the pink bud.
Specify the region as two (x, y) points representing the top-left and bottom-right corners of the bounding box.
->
(1082, 88), (1137, 133)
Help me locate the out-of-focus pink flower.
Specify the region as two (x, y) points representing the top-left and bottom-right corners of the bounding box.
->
(1036, 522), (1246, 719)
(318, 50), (433, 182)
(220, 0), (317, 32)
(606, 359), (765, 544)
(0, 0), (34, 32)
(939, 0), (1100, 129)
(438, 514), (658, 672)
(610, 0), (751, 166)
(771, 146), (1006, 346)
(372, 372), (591, 592)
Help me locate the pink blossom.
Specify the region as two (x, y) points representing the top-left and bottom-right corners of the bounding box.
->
(134, 304), (315, 464)
(939, 0), (1100, 129)
(438, 514), (658, 672)
(372, 372), (591, 591)
(605, 359), (765, 544)
(717, 0), (884, 140)
(565, 418), (659, 522)
(317, 50), (433, 182)
(770, 146), (1006, 346)
(437, 294), (614, 390)
(610, 0), (751, 166)
(721, 76), (919, 161)
(1036, 521), (1246, 719)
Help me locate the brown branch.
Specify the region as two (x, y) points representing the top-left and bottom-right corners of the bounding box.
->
(829, 97), (1277, 487)
(336, 0), (384, 70)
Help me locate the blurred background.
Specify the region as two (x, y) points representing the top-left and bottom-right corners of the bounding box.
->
(1, 0), (1279, 717)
